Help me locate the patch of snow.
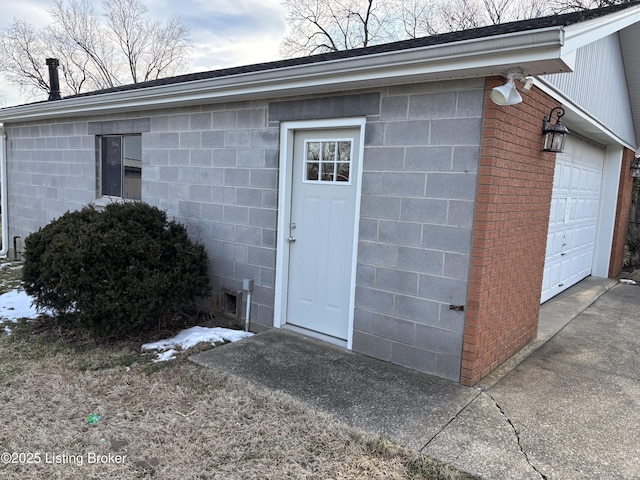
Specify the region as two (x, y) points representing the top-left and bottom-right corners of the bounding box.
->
(153, 349), (178, 363)
(620, 279), (637, 285)
(0, 286), (255, 358)
(0, 289), (50, 321)
(142, 326), (253, 362)
(0, 262), (22, 271)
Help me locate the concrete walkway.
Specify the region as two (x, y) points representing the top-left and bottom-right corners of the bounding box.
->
(191, 276), (640, 479)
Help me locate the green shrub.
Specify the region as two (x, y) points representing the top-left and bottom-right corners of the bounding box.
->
(22, 202), (211, 339)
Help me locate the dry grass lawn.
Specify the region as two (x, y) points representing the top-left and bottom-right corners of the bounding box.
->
(0, 263), (474, 479)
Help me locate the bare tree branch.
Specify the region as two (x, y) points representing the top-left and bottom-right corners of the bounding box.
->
(280, 0), (628, 58)
(49, 0), (120, 88)
(0, 0), (192, 100)
(103, 0), (190, 83)
(281, 0), (390, 56)
(0, 20), (50, 99)
(104, 0), (149, 83)
(142, 16), (191, 81)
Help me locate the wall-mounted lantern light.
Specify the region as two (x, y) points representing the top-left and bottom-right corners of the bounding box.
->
(631, 157), (640, 179)
(542, 107), (569, 153)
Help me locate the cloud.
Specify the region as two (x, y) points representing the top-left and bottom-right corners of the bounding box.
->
(189, 24), (285, 72)
(0, 0), (290, 106)
(151, 0), (287, 38)
(177, 0), (288, 72)
(0, 0), (52, 28)
(183, 0), (287, 63)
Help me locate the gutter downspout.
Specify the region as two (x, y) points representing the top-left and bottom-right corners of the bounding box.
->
(0, 126), (8, 257)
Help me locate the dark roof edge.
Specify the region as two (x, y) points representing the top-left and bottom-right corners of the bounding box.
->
(58, 1), (639, 101)
(2, 0), (639, 109)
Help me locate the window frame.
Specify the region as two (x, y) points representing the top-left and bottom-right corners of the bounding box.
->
(97, 133), (142, 202)
(302, 138), (354, 185)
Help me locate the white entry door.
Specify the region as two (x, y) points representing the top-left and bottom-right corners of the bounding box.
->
(285, 128), (360, 340)
(541, 135), (605, 303)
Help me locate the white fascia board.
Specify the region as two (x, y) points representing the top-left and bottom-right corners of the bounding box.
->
(562, 4), (640, 53)
(0, 27), (567, 123)
(559, 49), (577, 71)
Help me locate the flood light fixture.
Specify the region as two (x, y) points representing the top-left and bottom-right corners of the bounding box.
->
(490, 73), (523, 106)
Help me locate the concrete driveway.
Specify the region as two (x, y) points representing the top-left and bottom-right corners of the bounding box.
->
(191, 278), (640, 479)
(424, 280), (640, 479)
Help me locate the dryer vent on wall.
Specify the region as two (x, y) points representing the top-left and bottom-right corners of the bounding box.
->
(221, 287), (243, 323)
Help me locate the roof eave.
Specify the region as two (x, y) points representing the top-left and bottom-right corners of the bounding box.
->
(562, 3), (640, 52)
(0, 27), (568, 123)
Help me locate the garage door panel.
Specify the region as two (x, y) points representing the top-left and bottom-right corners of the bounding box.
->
(564, 227), (575, 250)
(587, 170), (600, 192)
(549, 197), (567, 229)
(555, 163), (571, 191)
(548, 231), (564, 257)
(542, 262), (561, 298)
(541, 135), (605, 303)
(575, 199), (586, 221)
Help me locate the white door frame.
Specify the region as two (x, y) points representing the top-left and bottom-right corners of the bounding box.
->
(274, 117), (366, 349)
(592, 143), (623, 277)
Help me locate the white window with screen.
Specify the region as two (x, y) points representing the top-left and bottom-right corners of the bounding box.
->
(99, 135), (142, 200)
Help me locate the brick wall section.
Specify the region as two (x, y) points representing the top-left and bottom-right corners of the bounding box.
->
(460, 77), (559, 386)
(609, 148), (635, 277)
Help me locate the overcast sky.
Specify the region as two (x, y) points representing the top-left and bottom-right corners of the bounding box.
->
(0, 0), (288, 107)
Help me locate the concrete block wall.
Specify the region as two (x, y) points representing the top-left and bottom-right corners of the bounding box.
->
(4, 102), (280, 326)
(4, 79), (484, 383)
(460, 78), (558, 386)
(4, 121), (96, 247)
(140, 101), (279, 326)
(353, 79), (485, 381)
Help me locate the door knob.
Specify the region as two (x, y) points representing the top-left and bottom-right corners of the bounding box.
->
(288, 236), (296, 243)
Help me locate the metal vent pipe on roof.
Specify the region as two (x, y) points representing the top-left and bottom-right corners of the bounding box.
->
(46, 58), (62, 101)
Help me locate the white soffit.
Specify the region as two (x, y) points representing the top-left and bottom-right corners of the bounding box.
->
(534, 5), (640, 150)
(535, 76), (636, 151)
(620, 22), (640, 149)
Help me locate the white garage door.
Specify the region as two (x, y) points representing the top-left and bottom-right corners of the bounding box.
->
(541, 135), (605, 303)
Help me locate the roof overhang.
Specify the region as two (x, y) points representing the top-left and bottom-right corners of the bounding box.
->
(562, 3), (640, 52)
(0, 27), (570, 123)
(562, 4), (640, 150)
(535, 76), (636, 151)
(2, 2), (640, 150)
(528, 5), (640, 151)
(620, 22), (640, 152)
